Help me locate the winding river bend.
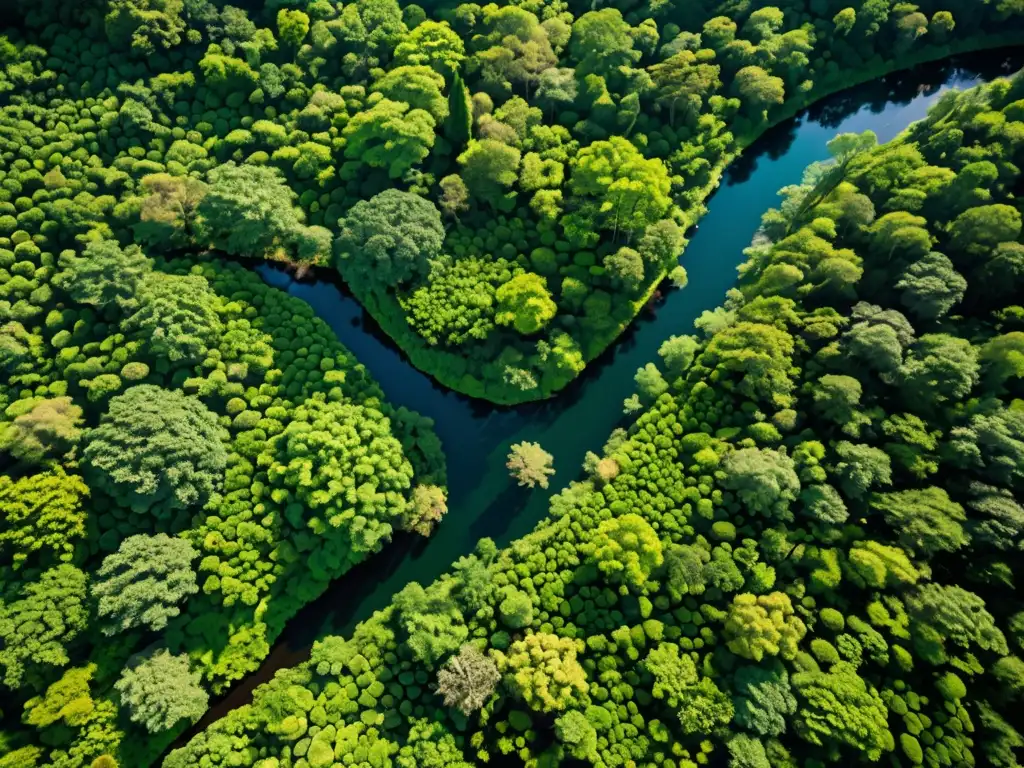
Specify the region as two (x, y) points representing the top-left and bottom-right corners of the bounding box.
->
(174, 48), (1024, 747)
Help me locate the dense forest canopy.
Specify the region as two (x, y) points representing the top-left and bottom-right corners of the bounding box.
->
(2, 0), (1024, 766)
(166, 75), (1024, 768)
(1, 0), (1023, 403)
(0, 247), (447, 765)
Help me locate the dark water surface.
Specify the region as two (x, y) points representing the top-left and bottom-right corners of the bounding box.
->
(176, 48), (1023, 744)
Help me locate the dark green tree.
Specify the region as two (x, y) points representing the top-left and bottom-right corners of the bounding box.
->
(335, 189), (445, 289)
(83, 385), (227, 521)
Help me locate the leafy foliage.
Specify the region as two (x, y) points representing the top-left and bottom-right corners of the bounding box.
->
(92, 533), (198, 635)
(114, 650), (208, 734)
(82, 385), (227, 522)
(506, 441), (555, 489)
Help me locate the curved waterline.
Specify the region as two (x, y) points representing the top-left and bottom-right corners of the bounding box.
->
(167, 47), (1023, 757)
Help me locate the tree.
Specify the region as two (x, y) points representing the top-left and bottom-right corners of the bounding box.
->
(950, 203), (1021, 256)
(649, 51), (721, 125)
(734, 66), (785, 115)
(436, 644), (500, 714)
(703, 322), (796, 405)
(979, 241), (1024, 299)
(899, 333), (979, 406)
(133, 173), (208, 249)
(56, 240), (153, 311)
(394, 20), (465, 75)
(639, 219), (687, 269)
(895, 251), (966, 320)
(444, 70), (472, 150)
(981, 332), (1024, 387)
(678, 677), (735, 735)
(604, 247), (645, 291)
(495, 272), (556, 334)
(22, 664), (97, 728)
(397, 718), (473, 768)
(373, 65), (449, 122)
(993, 656), (1024, 702)
(948, 402), (1024, 486)
(663, 543), (710, 599)
(792, 662), (892, 760)
(555, 710), (598, 761)
(0, 396), (83, 465)
(721, 448), (800, 519)
(565, 137), (673, 244)
(976, 701), (1024, 768)
(635, 362), (669, 400)
(581, 513), (663, 590)
(194, 163), (326, 262)
(499, 587), (534, 628)
(967, 483), (1024, 551)
(0, 564), (88, 689)
(536, 67), (577, 119)
(871, 487), (968, 559)
(724, 592), (806, 661)
(868, 211), (931, 260)
(0, 469), (88, 569)
(812, 375), (867, 435)
(732, 664), (797, 737)
(83, 385), (227, 520)
(569, 9), (638, 78)
(335, 189), (445, 289)
(473, 5), (556, 96)
(401, 484), (448, 537)
(842, 322), (905, 375)
(728, 734), (771, 768)
(506, 441), (555, 489)
(343, 99), (436, 179)
(277, 8), (309, 48)
(261, 397), (412, 562)
(906, 584), (1007, 665)
(393, 582), (468, 666)
(658, 335), (699, 377)
(115, 649), (209, 733)
(92, 533), (198, 635)
(438, 174), (469, 219)
(831, 441), (891, 500)
(457, 139), (521, 210)
(644, 642), (699, 706)
(495, 632), (588, 712)
(834, 7), (856, 34)
(798, 484), (848, 525)
(520, 152), (563, 191)
(121, 272), (223, 365)
(355, 0), (408, 53)
(105, 0), (185, 55)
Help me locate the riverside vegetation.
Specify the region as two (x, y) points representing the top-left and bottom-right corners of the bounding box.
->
(2, 0), (1024, 767)
(165, 77), (1024, 768)
(2, 0), (1024, 404)
(0, 246), (447, 765)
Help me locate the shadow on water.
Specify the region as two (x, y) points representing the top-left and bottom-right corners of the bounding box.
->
(167, 46), (1024, 756)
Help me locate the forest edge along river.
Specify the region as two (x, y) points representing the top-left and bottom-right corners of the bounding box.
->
(169, 48), (1024, 751)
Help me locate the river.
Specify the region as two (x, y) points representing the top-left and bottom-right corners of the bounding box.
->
(172, 48), (1024, 747)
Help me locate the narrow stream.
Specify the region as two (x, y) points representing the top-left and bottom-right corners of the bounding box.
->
(174, 48), (1023, 747)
